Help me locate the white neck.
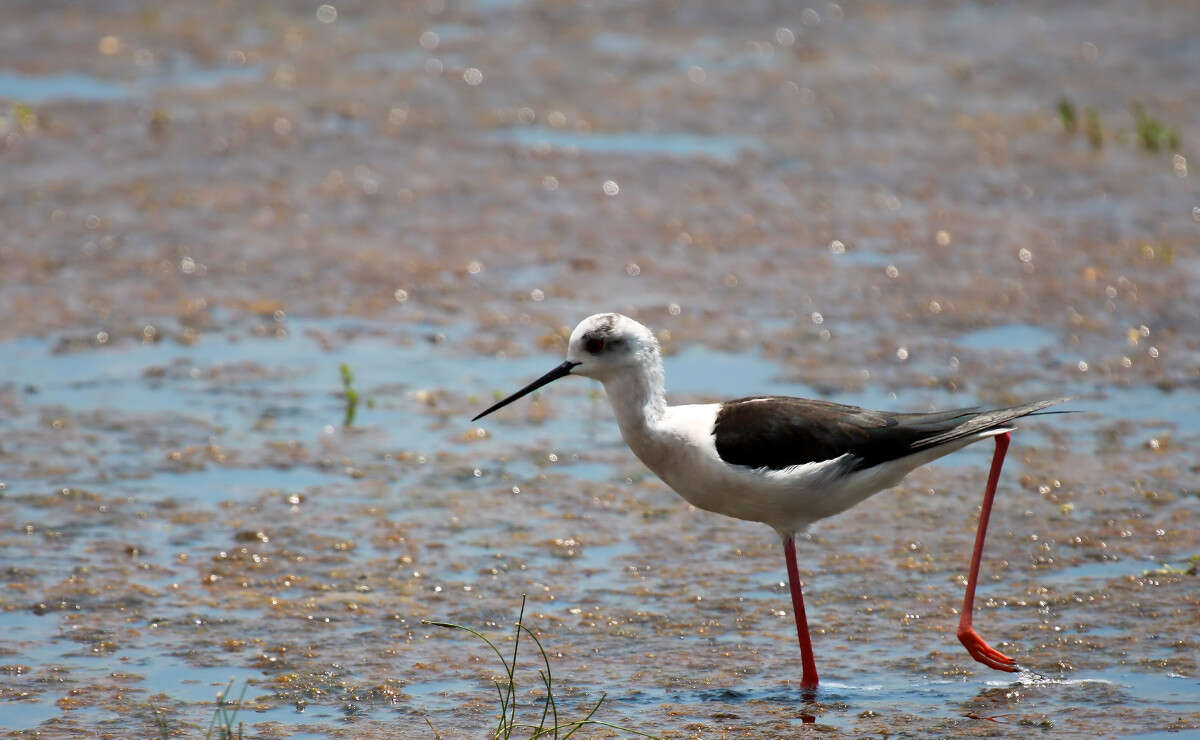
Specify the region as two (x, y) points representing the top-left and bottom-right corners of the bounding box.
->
(601, 352), (667, 448)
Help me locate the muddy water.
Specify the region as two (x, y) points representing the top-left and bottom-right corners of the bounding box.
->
(2, 0), (1198, 737)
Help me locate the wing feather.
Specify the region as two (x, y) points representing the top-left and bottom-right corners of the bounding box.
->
(712, 396), (1069, 472)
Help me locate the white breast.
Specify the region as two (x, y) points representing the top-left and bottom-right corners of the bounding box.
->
(616, 404), (826, 534)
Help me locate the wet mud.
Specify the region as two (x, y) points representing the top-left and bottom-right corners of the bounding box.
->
(1, 0), (1198, 737)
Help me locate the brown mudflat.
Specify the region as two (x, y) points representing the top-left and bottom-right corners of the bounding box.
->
(0, 1), (1197, 736)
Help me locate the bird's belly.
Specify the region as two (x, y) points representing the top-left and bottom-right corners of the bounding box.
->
(643, 454), (820, 527)
(643, 450), (913, 533)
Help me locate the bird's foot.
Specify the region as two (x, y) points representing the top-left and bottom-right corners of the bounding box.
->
(958, 627), (1019, 673)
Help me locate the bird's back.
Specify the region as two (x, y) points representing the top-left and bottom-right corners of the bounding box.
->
(712, 396), (1066, 473)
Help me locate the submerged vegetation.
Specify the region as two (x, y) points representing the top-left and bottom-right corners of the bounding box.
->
(147, 603), (660, 739)
(1146, 555), (1200, 577)
(423, 597), (659, 739)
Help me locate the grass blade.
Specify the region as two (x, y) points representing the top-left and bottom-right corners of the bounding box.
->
(204, 679), (235, 740)
(560, 692), (606, 740)
(424, 715), (442, 740)
(520, 624), (558, 737)
(504, 595), (528, 738)
(422, 621), (513, 677)
(422, 619), (513, 734)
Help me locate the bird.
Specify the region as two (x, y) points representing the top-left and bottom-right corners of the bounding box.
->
(472, 312), (1067, 690)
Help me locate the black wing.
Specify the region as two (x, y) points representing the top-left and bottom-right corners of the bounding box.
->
(712, 396), (1067, 472)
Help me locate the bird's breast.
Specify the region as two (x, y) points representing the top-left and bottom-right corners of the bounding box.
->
(625, 404), (787, 522)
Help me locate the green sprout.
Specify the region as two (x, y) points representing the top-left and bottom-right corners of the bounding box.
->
(340, 363), (359, 427)
(1056, 96), (1077, 133)
(12, 103), (37, 133)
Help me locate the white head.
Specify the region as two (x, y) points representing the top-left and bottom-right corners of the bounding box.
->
(472, 313), (662, 421)
(564, 313), (661, 382)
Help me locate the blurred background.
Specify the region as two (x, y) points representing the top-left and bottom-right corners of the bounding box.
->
(0, 1), (1197, 736)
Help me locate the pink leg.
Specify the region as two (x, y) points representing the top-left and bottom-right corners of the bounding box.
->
(957, 432), (1019, 672)
(783, 535), (820, 689)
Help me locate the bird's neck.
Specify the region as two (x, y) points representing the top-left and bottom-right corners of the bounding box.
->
(602, 355), (667, 446)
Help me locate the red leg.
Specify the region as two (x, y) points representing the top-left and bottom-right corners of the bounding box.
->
(957, 432), (1019, 672)
(783, 535), (820, 689)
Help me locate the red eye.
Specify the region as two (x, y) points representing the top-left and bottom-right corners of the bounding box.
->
(585, 337), (605, 354)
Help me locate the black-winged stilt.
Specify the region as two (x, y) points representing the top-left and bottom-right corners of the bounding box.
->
(473, 312), (1067, 689)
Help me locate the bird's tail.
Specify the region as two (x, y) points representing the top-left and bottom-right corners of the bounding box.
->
(914, 397), (1073, 449)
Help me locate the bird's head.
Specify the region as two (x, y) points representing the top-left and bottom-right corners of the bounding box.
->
(472, 313), (659, 421)
(564, 313), (659, 382)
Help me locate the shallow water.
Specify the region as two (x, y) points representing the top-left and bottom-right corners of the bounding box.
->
(492, 128), (763, 163)
(0, 63), (261, 103)
(1, 0), (1198, 736)
(2, 320), (1197, 735)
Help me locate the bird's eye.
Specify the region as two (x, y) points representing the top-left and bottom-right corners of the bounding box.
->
(585, 337), (605, 354)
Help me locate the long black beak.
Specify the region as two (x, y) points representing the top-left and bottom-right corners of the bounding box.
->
(472, 361), (580, 421)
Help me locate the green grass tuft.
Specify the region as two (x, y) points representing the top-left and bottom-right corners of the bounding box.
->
(205, 679), (248, 740)
(424, 596), (660, 739)
(1131, 102), (1182, 153)
(150, 679), (248, 740)
(1054, 99), (1182, 155)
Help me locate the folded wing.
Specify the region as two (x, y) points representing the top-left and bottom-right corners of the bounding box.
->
(713, 396), (1068, 472)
